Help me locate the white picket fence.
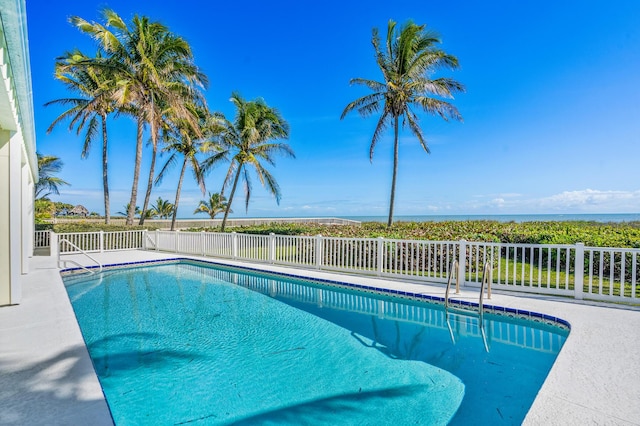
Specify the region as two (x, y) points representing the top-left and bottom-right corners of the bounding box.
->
(146, 230), (640, 304)
(34, 230), (50, 248)
(45, 229), (640, 304)
(54, 230), (146, 254)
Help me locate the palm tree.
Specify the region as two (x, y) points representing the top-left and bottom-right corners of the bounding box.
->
(341, 19), (464, 227)
(46, 49), (115, 224)
(155, 108), (209, 231)
(35, 153), (70, 199)
(214, 92), (293, 231)
(69, 9), (208, 226)
(194, 192), (231, 219)
(117, 203), (140, 217)
(151, 197), (175, 219)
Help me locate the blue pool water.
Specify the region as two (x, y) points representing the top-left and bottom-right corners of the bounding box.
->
(62, 260), (568, 425)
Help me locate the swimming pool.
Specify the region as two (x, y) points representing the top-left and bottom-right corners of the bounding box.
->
(62, 259), (568, 425)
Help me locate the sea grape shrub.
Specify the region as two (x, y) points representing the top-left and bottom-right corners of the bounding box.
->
(211, 221), (640, 249)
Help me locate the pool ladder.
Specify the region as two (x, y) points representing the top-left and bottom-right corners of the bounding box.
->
(444, 260), (492, 352)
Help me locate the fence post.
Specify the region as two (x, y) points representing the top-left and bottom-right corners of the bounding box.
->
(458, 239), (466, 287)
(269, 233), (276, 264)
(574, 243), (584, 300)
(155, 230), (159, 251)
(99, 230), (104, 253)
(175, 229), (179, 253)
(142, 230), (148, 250)
(201, 231), (206, 257)
(50, 232), (59, 260)
(377, 237), (385, 276)
(315, 234), (323, 270)
(232, 232), (238, 259)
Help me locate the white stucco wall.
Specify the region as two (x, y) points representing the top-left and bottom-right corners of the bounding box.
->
(0, 0), (37, 306)
(0, 130), (11, 305)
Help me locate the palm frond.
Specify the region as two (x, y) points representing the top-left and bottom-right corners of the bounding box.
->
(82, 116), (99, 158)
(242, 166), (252, 212)
(405, 109), (429, 153)
(154, 152), (178, 185)
(369, 111), (392, 161)
(341, 92), (384, 119)
(256, 163), (282, 204)
(413, 96), (463, 121)
(349, 78), (386, 92)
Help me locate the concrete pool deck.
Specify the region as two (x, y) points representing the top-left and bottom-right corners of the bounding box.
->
(1, 250), (639, 425)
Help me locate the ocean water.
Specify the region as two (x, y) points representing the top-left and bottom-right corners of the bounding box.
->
(342, 213), (640, 223)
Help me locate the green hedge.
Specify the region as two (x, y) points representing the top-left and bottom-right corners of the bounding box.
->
(38, 220), (640, 249)
(215, 220), (640, 248)
(36, 223), (161, 233)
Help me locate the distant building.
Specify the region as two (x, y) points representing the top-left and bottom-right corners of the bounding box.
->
(69, 205), (89, 217)
(0, 0), (38, 306)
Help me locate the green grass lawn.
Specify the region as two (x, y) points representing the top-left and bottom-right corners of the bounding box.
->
(466, 257), (637, 298)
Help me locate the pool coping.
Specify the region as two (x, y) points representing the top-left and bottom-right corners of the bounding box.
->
(3, 250), (640, 425)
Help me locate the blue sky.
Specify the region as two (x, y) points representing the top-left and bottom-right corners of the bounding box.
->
(28, 0), (640, 218)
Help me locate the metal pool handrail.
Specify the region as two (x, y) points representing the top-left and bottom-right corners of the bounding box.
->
(444, 259), (460, 309)
(445, 260), (492, 352)
(478, 261), (492, 352)
(479, 261), (492, 316)
(58, 238), (103, 274)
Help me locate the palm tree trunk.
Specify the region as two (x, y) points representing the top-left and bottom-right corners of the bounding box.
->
(170, 158), (188, 231)
(387, 116), (399, 227)
(127, 117), (144, 226)
(221, 164), (242, 232)
(219, 162), (233, 199)
(139, 138), (157, 225)
(101, 114), (110, 225)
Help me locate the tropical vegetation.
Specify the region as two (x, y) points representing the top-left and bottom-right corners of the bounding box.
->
(35, 219), (640, 249)
(194, 192), (231, 219)
(117, 203), (140, 217)
(60, 9), (208, 226)
(35, 199), (56, 221)
(46, 49), (115, 224)
(36, 222), (161, 233)
(42, 13), (483, 232)
(150, 197), (175, 220)
(341, 19), (464, 227)
(155, 107), (212, 231)
(192, 220), (640, 249)
(212, 92), (293, 231)
(35, 153), (70, 199)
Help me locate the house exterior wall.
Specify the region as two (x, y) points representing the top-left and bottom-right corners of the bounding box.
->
(0, 130), (13, 305)
(0, 0), (37, 306)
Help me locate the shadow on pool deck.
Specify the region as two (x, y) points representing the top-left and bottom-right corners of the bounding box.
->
(0, 345), (113, 425)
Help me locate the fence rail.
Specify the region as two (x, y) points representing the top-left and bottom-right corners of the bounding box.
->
(56, 230), (145, 254)
(45, 229), (640, 304)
